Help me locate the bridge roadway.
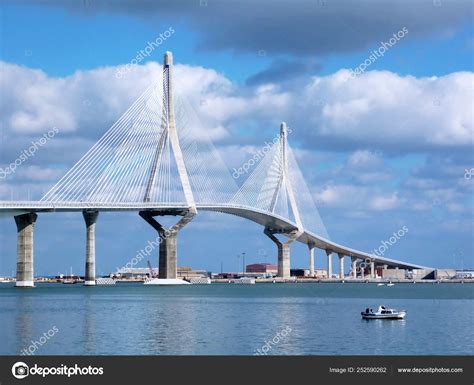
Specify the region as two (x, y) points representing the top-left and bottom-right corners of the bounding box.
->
(0, 201), (428, 271)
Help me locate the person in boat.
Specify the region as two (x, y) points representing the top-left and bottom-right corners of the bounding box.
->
(365, 308), (370, 314)
(380, 305), (386, 310)
(370, 308), (373, 313)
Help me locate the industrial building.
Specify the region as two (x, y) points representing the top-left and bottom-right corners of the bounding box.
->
(246, 263), (278, 275)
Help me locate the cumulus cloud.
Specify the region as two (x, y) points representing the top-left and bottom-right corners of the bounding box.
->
(347, 150), (382, 168)
(315, 183), (400, 211)
(300, 70), (474, 150)
(0, 61), (232, 137)
(2, 61), (471, 155)
(310, 147), (472, 227)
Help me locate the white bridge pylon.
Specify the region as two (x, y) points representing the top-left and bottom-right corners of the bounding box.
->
(230, 122), (329, 277)
(40, 51), (244, 280)
(41, 53), (237, 207)
(230, 122), (329, 239)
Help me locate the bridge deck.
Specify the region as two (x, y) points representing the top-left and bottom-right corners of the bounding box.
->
(0, 201), (429, 270)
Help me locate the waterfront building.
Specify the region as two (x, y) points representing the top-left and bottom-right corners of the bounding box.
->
(246, 263), (278, 275)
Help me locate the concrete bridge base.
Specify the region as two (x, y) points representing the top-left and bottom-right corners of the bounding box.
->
(264, 228), (299, 279)
(308, 243), (315, 277)
(83, 210), (99, 286)
(159, 232), (177, 279)
(326, 250), (333, 279)
(338, 253), (345, 279)
(14, 212), (38, 288)
(139, 210), (195, 279)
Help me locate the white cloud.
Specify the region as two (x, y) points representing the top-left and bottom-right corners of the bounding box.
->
(315, 183), (400, 212)
(347, 150), (382, 168)
(370, 194), (399, 211)
(303, 70), (473, 149)
(1, 61), (472, 151)
(16, 165), (64, 181)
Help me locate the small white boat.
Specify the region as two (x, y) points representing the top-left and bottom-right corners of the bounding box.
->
(377, 283), (385, 286)
(387, 283), (395, 287)
(361, 305), (406, 320)
(144, 278), (191, 285)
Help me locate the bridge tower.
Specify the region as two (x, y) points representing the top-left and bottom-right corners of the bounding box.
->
(139, 51), (197, 279)
(264, 122), (303, 279)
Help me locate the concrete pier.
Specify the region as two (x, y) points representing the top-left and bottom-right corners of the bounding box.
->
(159, 231), (177, 278)
(14, 213), (38, 288)
(308, 243), (315, 277)
(351, 257), (357, 278)
(338, 253), (344, 279)
(326, 250), (333, 279)
(139, 210), (194, 279)
(278, 242), (291, 279)
(264, 229), (297, 279)
(83, 210), (99, 286)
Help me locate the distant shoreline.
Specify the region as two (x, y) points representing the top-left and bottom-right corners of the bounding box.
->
(0, 278), (473, 285)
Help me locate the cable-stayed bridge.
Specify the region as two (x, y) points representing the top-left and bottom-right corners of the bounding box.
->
(0, 52), (427, 287)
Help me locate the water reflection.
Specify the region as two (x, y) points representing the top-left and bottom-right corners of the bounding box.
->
(147, 295), (199, 354)
(1, 283), (472, 355)
(15, 294), (34, 355)
(83, 292), (97, 354)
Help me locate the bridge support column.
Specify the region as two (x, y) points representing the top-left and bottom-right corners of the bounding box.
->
(351, 257), (357, 278)
(326, 250), (333, 279)
(370, 261), (375, 279)
(83, 210), (99, 286)
(264, 228), (300, 279)
(139, 210), (195, 279)
(14, 213), (38, 288)
(338, 253), (344, 279)
(159, 231), (177, 278)
(308, 243), (315, 277)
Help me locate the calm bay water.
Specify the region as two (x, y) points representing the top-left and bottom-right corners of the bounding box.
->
(0, 282), (472, 355)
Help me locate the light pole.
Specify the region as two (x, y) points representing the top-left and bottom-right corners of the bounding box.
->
(242, 252), (246, 276)
(237, 254), (240, 277)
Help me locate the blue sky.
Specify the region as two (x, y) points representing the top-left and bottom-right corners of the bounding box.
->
(0, 0), (473, 276)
